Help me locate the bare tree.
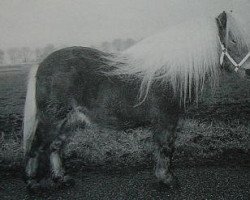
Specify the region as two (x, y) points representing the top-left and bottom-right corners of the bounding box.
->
(112, 38), (123, 52)
(7, 48), (21, 64)
(101, 41), (111, 52)
(42, 44), (55, 59)
(124, 38), (136, 50)
(89, 45), (96, 49)
(34, 47), (43, 62)
(20, 47), (32, 63)
(0, 49), (4, 64)
(34, 44), (56, 62)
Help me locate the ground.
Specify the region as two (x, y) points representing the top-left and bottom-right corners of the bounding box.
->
(1, 165), (250, 199)
(0, 64), (250, 199)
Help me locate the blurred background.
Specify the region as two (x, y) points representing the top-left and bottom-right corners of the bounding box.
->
(0, 0), (250, 65)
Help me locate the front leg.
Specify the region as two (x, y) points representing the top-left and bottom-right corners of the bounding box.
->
(153, 126), (178, 187)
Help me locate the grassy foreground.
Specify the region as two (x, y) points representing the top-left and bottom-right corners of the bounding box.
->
(1, 117), (249, 170)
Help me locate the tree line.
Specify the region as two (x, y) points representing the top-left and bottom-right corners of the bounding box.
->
(0, 38), (137, 65)
(99, 38), (137, 52)
(0, 44), (55, 65)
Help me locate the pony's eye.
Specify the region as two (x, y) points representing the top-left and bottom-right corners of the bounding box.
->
(231, 39), (236, 44)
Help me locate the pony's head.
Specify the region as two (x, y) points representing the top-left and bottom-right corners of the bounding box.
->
(216, 11), (250, 78)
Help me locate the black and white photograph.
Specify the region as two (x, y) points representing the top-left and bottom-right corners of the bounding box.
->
(0, 0), (250, 199)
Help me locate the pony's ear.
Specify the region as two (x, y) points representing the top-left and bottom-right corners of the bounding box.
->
(216, 11), (227, 30)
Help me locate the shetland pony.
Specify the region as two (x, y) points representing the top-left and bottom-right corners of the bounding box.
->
(23, 11), (250, 191)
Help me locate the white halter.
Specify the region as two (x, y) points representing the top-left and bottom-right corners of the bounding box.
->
(220, 41), (250, 72)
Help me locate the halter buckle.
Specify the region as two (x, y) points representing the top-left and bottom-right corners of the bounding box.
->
(234, 66), (239, 72)
(222, 48), (227, 53)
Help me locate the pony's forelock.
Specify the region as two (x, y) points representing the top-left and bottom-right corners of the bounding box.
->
(226, 11), (250, 52)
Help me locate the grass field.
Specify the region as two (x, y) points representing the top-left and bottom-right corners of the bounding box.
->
(0, 64), (250, 170)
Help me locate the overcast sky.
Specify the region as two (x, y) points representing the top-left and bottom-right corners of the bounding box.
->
(0, 0), (250, 50)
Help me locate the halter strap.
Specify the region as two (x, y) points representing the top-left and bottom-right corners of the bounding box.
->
(220, 41), (250, 72)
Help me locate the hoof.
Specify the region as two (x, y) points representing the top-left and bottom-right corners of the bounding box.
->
(53, 175), (75, 187)
(156, 172), (179, 189)
(159, 176), (179, 189)
(62, 175), (75, 187)
(26, 179), (41, 193)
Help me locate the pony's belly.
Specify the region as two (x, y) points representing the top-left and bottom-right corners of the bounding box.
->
(64, 106), (146, 130)
(84, 101), (152, 129)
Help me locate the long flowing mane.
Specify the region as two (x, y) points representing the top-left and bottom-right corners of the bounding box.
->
(105, 12), (249, 105)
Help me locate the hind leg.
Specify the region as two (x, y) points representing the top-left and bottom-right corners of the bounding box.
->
(25, 120), (71, 190)
(49, 106), (89, 185)
(49, 134), (74, 186)
(25, 133), (47, 191)
(25, 150), (40, 190)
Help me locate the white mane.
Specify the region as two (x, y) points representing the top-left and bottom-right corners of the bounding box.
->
(106, 12), (249, 105)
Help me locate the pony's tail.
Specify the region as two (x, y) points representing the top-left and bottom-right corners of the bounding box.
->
(23, 64), (39, 155)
